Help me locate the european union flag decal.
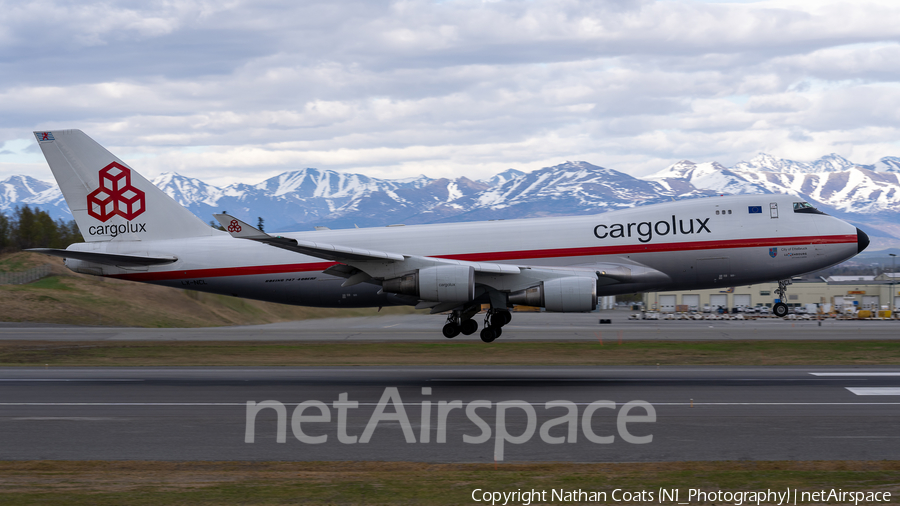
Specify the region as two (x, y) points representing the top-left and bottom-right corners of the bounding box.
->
(748, 206), (762, 214)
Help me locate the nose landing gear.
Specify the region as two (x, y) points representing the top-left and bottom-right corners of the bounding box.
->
(773, 279), (792, 318)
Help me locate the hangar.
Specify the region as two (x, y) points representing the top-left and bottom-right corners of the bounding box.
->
(641, 274), (900, 314)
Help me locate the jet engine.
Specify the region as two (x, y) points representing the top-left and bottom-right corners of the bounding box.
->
(382, 265), (475, 302)
(509, 277), (597, 312)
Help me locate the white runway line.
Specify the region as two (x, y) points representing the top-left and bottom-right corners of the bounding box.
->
(812, 436), (900, 438)
(0, 379), (143, 382)
(0, 402), (247, 406)
(846, 387), (900, 396)
(3, 401), (900, 406)
(810, 372), (900, 376)
(12, 417), (122, 421)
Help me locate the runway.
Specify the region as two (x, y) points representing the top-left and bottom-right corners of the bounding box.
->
(1, 311), (898, 341)
(1, 366), (899, 462)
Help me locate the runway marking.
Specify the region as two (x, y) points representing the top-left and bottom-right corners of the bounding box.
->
(0, 403), (247, 406)
(846, 387), (900, 396)
(428, 378), (860, 382)
(810, 373), (900, 376)
(812, 436), (900, 438)
(0, 379), (143, 382)
(383, 324), (401, 328)
(11, 417), (122, 421)
(3, 402), (900, 406)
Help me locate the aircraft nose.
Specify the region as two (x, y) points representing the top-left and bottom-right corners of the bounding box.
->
(857, 228), (870, 253)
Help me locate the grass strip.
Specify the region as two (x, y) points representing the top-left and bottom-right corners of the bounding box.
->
(0, 340), (899, 366)
(0, 460), (897, 505)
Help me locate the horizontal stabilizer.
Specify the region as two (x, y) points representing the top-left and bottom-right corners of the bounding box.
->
(28, 248), (177, 267)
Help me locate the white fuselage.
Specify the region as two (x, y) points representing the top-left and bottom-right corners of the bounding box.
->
(63, 194), (862, 308)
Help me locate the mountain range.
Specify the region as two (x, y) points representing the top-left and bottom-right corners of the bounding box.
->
(2, 153), (899, 249)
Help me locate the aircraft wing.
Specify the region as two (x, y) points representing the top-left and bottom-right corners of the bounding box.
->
(214, 214), (405, 262)
(28, 248), (178, 266)
(212, 215), (671, 313)
(213, 214), (521, 276)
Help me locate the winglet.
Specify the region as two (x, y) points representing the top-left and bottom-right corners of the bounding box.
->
(213, 214), (269, 240)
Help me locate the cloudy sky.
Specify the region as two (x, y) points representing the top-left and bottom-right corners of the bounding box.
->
(2, 0), (900, 186)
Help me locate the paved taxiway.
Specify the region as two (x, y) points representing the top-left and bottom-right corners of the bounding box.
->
(1, 366), (899, 462)
(1, 311), (898, 341)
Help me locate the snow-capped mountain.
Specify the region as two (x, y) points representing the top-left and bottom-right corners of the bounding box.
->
(4, 152), (900, 247)
(648, 160), (769, 195)
(869, 157), (900, 173)
(0, 174), (68, 219)
(148, 168), (489, 230)
(733, 153), (857, 174)
(448, 161), (684, 222)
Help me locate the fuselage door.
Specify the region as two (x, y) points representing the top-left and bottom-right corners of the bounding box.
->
(769, 203), (778, 219)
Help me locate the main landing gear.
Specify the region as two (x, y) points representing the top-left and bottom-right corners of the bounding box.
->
(442, 306), (481, 339)
(442, 316), (478, 338)
(479, 308), (511, 343)
(773, 279), (792, 318)
(441, 305), (512, 342)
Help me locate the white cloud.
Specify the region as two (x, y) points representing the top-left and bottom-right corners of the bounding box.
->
(2, 0), (900, 185)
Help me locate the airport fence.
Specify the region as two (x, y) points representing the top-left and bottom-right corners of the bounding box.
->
(0, 264), (52, 285)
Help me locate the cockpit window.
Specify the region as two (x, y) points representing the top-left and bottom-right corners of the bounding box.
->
(793, 202), (827, 215)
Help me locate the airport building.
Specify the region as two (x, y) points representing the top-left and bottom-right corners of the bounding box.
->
(641, 275), (900, 313)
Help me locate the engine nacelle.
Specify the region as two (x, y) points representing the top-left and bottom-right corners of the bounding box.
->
(509, 277), (597, 312)
(382, 265), (475, 302)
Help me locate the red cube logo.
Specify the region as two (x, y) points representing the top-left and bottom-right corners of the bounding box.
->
(86, 162), (147, 222)
(87, 188), (116, 222)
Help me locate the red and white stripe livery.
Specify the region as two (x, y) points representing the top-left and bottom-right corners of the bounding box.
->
(32, 130), (868, 340)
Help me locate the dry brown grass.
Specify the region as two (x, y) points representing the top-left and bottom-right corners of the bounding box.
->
(0, 460), (898, 504)
(0, 252), (422, 327)
(0, 340), (898, 366)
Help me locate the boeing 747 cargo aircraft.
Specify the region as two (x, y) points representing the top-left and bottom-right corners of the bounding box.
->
(31, 130), (869, 341)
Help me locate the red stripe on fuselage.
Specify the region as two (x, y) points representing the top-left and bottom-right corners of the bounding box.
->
(110, 261), (339, 281)
(109, 234), (858, 282)
(436, 234), (857, 262)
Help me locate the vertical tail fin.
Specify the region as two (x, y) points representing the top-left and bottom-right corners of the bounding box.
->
(34, 130), (216, 242)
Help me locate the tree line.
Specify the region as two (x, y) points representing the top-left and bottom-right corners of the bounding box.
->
(1, 206), (266, 251)
(0, 205), (82, 251)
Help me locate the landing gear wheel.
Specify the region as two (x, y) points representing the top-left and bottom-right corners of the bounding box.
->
(495, 310), (512, 326)
(486, 308), (512, 328)
(494, 327), (502, 338)
(773, 279), (793, 318)
(460, 319), (478, 335)
(442, 323), (460, 338)
(773, 302), (789, 318)
(480, 327), (497, 343)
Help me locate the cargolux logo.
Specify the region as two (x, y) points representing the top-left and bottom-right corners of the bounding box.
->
(228, 220), (242, 233)
(87, 162), (146, 222)
(593, 215), (711, 244)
